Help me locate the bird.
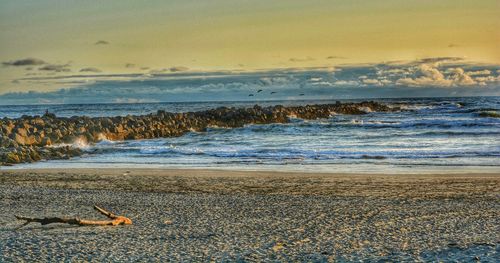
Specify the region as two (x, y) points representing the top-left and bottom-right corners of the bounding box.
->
(270, 92), (277, 94)
(299, 93), (305, 96)
(249, 94), (254, 97)
(257, 89), (263, 93)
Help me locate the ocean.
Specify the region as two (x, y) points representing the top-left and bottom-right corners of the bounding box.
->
(1, 97), (499, 173)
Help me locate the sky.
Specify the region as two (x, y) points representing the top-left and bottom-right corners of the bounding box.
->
(0, 0), (499, 104)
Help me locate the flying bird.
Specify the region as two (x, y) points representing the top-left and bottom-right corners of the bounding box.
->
(257, 89), (263, 93)
(270, 92), (277, 94)
(249, 94), (254, 97)
(299, 94), (305, 96)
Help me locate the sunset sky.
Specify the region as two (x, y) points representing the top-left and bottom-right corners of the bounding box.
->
(0, 0), (499, 103)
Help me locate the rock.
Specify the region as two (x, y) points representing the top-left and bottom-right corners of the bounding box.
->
(16, 127), (28, 137)
(29, 149), (41, 161)
(0, 101), (395, 166)
(12, 133), (27, 145)
(41, 137), (52, 146)
(5, 152), (21, 163)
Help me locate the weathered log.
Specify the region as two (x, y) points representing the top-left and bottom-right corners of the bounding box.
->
(15, 205), (132, 228)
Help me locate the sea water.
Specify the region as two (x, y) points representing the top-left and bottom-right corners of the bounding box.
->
(1, 97), (499, 173)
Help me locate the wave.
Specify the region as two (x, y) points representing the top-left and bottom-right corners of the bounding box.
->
(89, 141), (500, 160)
(335, 118), (500, 129)
(24, 97), (498, 171)
(206, 116), (500, 134)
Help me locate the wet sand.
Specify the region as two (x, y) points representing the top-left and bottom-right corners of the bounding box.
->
(0, 169), (499, 261)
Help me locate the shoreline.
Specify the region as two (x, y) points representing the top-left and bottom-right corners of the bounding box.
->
(1, 168), (498, 196)
(3, 165), (500, 175)
(3, 167), (500, 175)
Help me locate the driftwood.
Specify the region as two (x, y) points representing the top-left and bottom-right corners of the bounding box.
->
(15, 205), (132, 228)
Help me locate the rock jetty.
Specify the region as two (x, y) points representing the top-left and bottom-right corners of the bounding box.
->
(0, 101), (395, 165)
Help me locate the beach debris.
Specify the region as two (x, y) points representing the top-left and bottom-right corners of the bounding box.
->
(15, 205), (132, 228)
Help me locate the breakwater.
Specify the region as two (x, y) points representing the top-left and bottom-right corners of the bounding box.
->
(0, 101), (394, 165)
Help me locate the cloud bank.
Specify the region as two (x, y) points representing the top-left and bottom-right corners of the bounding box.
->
(1, 57), (499, 105)
(2, 58), (47, 66)
(38, 64), (71, 72)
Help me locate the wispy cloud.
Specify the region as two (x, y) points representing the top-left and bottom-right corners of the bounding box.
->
(2, 58), (47, 66)
(94, 40), (109, 45)
(149, 66), (190, 74)
(326, 56), (347, 60)
(414, 57), (464, 66)
(38, 64), (71, 72)
(289, 57), (315, 62)
(79, 67), (102, 73)
(169, 66), (189, 72)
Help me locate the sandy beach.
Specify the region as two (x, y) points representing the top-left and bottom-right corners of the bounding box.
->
(0, 169), (498, 261)
(2, 0), (499, 261)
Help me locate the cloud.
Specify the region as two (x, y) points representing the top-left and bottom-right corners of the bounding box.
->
(148, 66), (190, 74)
(396, 65), (481, 87)
(326, 56), (347, 60)
(39, 64), (71, 72)
(447, 68), (476, 85)
(2, 58), (47, 66)
(413, 57), (465, 67)
(333, 80), (359, 86)
(169, 66), (189, 72)
(416, 57), (464, 64)
(4, 57), (499, 105)
(400, 64), (452, 86)
(380, 79), (392, 85)
(289, 57), (315, 62)
(362, 78), (382, 86)
(466, 70), (491, 76)
(79, 67), (102, 73)
(474, 75), (500, 84)
(420, 64), (445, 80)
(376, 68), (408, 76)
(95, 40), (109, 45)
